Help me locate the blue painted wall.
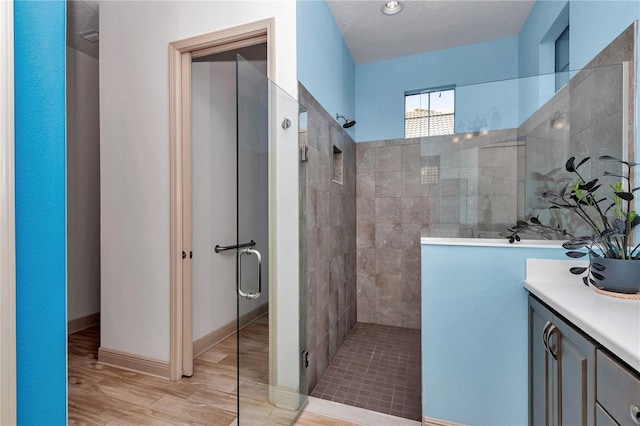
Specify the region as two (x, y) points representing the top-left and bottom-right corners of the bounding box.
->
(421, 244), (567, 425)
(517, 0), (568, 123)
(354, 37), (519, 142)
(297, 0), (356, 139)
(570, 1), (639, 70)
(14, 1), (67, 424)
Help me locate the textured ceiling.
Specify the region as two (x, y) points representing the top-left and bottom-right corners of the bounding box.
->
(65, 0), (534, 63)
(327, 0), (535, 64)
(67, 1), (99, 59)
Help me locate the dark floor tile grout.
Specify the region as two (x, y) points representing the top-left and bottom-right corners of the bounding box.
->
(311, 322), (421, 421)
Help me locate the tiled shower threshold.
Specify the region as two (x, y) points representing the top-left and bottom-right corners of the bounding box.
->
(311, 322), (421, 421)
(301, 397), (420, 425)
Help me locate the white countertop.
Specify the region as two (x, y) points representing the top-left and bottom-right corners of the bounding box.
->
(525, 259), (640, 373)
(421, 237), (564, 248)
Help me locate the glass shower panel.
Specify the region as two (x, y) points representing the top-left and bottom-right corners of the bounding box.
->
(421, 63), (629, 240)
(522, 63), (626, 239)
(236, 54), (307, 425)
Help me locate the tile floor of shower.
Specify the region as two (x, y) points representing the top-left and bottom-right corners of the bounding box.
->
(310, 322), (421, 421)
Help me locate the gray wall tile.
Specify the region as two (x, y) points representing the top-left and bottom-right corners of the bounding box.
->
(357, 199), (376, 223)
(376, 274), (402, 300)
(356, 172), (375, 199)
(356, 222), (376, 248)
(356, 145), (376, 174)
(375, 223), (403, 249)
(375, 172), (402, 198)
(401, 144), (421, 171)
(357, 248), (377, 275)
(376, 145), (402, 172)
(376, 248), (402, 275)
(375, 198), (403, 224)
(356, 139), (424, 329)
(300, 83), (357, 393)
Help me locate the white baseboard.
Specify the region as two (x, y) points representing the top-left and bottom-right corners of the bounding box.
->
(98, 347), (170, 380)
(272, 385), (302, 411)
(98, 304), (268, 380)
(193, 303), (268, 358)
(68, 312), (99, 334)
(423, 416), (464, 426)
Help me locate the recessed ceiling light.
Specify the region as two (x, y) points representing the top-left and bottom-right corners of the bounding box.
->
(79, 30), (99, 43)
(382, 1), (404, 15)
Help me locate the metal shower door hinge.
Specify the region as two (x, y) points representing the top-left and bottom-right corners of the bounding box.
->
(301, 349), (309, 368)
(300, 144), (309, 163)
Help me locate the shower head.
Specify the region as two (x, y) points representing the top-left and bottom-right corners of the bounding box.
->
(336, 113), (356, 129)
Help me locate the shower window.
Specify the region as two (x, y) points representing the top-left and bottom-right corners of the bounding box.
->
(405, 87), (455, 138)
(555, 26), (569, 91)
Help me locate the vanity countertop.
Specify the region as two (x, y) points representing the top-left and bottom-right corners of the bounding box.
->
(524, 258), (640, 373)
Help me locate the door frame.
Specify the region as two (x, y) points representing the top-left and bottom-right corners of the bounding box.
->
(168, 18), (277, 381)
(0, 0), (16, 422)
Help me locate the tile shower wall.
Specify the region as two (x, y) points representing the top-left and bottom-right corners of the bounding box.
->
(299, 84), (357, 393)
(355, 138), (423, 330)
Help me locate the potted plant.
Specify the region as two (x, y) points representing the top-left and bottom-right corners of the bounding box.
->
(506, 155), (640, 294)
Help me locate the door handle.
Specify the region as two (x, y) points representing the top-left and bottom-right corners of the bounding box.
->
(238, 247), (262, 300)
(631, 404), (640, 426)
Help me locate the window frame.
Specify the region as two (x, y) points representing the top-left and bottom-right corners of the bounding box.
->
(404, 85), (456, 138)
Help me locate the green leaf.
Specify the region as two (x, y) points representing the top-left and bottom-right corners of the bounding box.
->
(570, 267), (588, 275)
(565, 157), (576, 172)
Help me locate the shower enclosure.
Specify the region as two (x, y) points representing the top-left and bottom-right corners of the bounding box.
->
(188, 49), (308, 425)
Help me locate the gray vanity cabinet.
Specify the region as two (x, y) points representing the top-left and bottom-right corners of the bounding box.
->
(596, 350), (640, 426)
(529, 295), (596, 425)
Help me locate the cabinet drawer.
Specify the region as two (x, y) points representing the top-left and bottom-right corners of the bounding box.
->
(597, 350), (640, 426)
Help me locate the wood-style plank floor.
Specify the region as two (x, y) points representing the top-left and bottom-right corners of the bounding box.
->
(69, 316), (342, 425)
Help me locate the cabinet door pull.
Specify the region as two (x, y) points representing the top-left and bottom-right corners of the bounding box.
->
(542, 321), (553, 355)
(547, 325), (559, 360)
(631, 405), (640, 425)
